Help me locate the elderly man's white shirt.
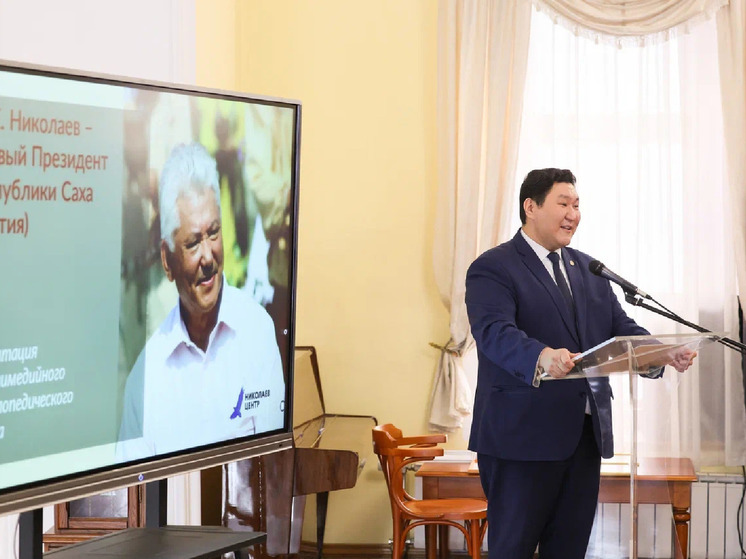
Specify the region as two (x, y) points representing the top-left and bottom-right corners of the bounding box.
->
(116, 283), (285, 462)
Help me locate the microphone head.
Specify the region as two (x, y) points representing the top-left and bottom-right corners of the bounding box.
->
(589, 260), (605, 275)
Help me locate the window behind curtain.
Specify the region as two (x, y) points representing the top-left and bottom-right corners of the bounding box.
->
(513, 9), (745, 467)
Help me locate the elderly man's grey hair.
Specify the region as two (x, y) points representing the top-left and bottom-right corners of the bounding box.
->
(159, 143), (221, 251)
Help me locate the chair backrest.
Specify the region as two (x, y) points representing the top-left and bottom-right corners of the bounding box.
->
(372, 424), (447, 513)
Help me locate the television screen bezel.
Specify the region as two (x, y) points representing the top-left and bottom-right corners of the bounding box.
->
(0, 58), (300, 517)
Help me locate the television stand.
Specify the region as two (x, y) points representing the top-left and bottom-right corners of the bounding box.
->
(44, 525), (266, 559)
(19, 481), (265, 559)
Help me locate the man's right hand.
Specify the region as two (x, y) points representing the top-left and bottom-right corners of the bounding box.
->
(539, 347), (579, 379)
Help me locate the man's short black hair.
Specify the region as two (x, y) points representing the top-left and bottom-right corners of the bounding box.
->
(518, 168), (576, 225)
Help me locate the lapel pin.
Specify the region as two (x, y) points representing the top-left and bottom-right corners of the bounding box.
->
(570, 260), (575, 266)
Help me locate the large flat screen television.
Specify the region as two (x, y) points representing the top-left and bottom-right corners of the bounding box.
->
(0, 59), (299, 516)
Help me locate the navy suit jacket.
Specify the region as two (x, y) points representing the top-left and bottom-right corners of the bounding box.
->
(465, 230), (649, 460)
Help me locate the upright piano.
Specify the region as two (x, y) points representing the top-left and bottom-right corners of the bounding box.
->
(201, 346), (377, 558)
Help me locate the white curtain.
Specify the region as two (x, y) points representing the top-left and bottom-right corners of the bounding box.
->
(718, 1), (746, 332)
(716, 0), (746, 467)
(515, 6), (746, 467)
(430, 0), (532, 432)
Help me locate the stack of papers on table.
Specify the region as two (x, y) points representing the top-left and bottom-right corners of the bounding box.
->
(432, 450), (476, 462)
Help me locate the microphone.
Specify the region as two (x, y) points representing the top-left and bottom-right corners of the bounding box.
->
(589, 260), (651, 299)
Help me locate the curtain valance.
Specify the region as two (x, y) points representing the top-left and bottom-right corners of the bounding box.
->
(533, 0), (728, 44)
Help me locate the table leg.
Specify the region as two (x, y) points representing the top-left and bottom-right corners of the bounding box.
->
(425, 525), (437, 559)
(672, 506), (690, 559)
(438, 525), (449, 559)
(316, 491), (329, 559)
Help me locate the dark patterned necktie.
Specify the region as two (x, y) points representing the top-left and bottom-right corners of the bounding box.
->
(548, 251), (574, 316)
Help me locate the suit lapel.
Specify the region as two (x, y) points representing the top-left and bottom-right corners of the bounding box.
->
(513, 232), (580, 345)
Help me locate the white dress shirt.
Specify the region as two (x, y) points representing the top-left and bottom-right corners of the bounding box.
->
(520, 229), (573, 297)
(116, 282), (285, 461)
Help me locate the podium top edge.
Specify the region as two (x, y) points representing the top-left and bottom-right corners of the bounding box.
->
(609, 332), (728, 341)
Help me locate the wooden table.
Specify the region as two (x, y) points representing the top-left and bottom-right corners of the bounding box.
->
(416, 457), (696, 559)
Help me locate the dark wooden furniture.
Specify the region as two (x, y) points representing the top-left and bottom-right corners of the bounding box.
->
(598, 457), (697, 559)
(42, 485), (145, 551)
(45, 525), (265, 559)
(373, 424), (487, 559)
(201, 345), (377, 559)
(416, 457), (697, 559)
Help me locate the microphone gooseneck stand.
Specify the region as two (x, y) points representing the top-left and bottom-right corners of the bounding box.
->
(624, 291), (746, 355)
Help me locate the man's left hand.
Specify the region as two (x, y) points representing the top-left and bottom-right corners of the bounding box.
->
(670, 348), (697, 372)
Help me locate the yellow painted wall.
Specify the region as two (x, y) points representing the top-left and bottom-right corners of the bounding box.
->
(196, 0), (238, 90)
(196, 0), (453, 545)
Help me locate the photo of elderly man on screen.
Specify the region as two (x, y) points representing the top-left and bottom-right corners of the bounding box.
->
(116, 142), (285, 462)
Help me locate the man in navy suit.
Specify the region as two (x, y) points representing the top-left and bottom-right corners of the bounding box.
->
(465, 168), (695, 559)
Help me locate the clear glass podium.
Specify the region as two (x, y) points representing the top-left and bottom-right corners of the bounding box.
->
(543, 333), (724, 559)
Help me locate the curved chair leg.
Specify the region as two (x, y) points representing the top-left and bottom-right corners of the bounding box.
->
(392, 521), (407, 559)
(467, 519), (481, 559)
(480, 519), (488, 544)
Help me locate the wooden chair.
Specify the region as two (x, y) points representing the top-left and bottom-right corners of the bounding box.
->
(372, 424), (487, 559)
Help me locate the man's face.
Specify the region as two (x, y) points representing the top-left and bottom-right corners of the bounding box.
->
(162, 188), (224, 319)
(524, 182), (580, 251)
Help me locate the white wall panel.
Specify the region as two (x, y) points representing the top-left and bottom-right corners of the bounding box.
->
(0, 0), (195, 84)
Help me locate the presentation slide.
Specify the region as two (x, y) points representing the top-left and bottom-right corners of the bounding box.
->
(0, 68), (295, 492)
